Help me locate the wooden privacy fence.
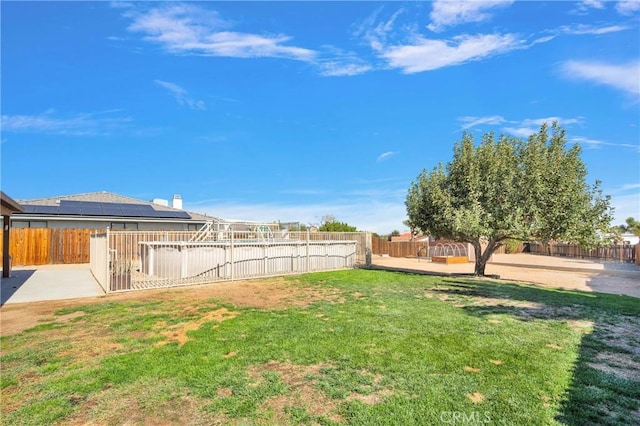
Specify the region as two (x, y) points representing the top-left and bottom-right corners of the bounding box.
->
(0, 228), (91, 266)
(527, 242), (637, 263)
(373, 238), (424, 257)
(372, 238), (447, 258)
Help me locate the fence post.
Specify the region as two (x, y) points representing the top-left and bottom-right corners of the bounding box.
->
(365, 232), (372, 267)
(105, 228), (111, 293)
(230, 229), (234, 281)
(306, 229), (310, 272)
(263, 242), (268, 275)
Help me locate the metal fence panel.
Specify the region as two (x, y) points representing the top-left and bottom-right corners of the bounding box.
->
(97, 230), (365, 292)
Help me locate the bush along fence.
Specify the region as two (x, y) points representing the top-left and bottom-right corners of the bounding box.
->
(90, 230), (372, 293)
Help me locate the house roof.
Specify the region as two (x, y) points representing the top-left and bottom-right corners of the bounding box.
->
(1, 191), (24, 216)
(16, 191), (215, 222)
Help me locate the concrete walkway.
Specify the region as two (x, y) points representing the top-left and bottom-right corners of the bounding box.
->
(1, 264), (105, 305)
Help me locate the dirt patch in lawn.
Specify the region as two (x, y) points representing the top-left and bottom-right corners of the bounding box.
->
(248, 361), (391, 423)
(156, 307), (240, 347)
(249, 360), (341, 423)
(63, 377), (228, 426)
(0, 278), (341, 336)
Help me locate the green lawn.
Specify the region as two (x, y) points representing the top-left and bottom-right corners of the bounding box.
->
(1, 269), (639, 425)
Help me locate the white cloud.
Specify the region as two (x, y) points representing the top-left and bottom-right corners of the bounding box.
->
(571, 0), (606, 15)
(1, 110), (133, 136)
(154, 80), (206, 110)
(522, 117), (583, 127)
(427, 0), (514, 32)
(616, 1), (640, 16)
(560, 60), (640, 96)
(316, 46), (373, 76)
(581, 0), (606, 9)
(381, 33), (523, 73)
(318, 61), (372, 77)
(124, 3), (316, 61)
(355, 9), (404, 50)
(458, 115), (506, 130)
(501, 116), (583, 138)
(377, 151), (398, 162)
(458, 115), (584, 137)
(621, 183), (640, 191)
(558, 24), (630, 35)
(572, 137), (640, 152)
(186, 195), (408, 234)
(501, 126), (538, 138)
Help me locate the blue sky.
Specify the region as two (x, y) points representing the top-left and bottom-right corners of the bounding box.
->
(2, 1), (639, 234)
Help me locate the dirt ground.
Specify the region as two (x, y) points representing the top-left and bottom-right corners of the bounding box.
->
(0, 277), (343, 336)
(1, 255), (638, 337)
(370, 253), (640, 299)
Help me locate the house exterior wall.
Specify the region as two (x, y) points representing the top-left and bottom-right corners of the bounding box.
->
(11, 216), (205, 231)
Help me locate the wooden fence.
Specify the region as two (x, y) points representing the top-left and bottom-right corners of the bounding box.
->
(527, 242), (637, 263)
(373, 238), (639, 265)
(372, 238), (426, 257)
(0, 228), (91, 266)
(372, 238), (466, 258)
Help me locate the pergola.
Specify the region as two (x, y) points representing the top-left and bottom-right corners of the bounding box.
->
(1, 192), (24, 278)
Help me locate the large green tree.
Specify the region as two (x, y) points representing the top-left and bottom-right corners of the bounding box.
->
(405, 123), (613, 276)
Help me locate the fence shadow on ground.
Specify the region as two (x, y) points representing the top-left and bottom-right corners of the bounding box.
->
(1, 269), (36, 306)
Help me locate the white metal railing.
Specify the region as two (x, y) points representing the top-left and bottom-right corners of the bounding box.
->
(93, 230), (371, 292)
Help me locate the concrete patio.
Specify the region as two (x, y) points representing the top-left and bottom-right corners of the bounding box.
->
(1, 264), (105, 305)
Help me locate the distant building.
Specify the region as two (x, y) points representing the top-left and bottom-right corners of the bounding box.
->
(390, 232), (430, 242)
(13, 191), (214, 231)
(620, 233), (640, 245)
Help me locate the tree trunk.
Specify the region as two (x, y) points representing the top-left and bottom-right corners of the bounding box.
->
(474, 258), (487, 276)
(473, 239), (498, 276)
(472, 241), (485, 276)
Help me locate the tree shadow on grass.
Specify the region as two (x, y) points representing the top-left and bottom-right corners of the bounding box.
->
(426, 278), (640, 425)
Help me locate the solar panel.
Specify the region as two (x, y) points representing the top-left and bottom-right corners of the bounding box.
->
(83, 207), (102, 215)
(22, 205), (60, 214)
(137, 205), (157, 214)
(102, 206), (123, 216)
(157, 211), (192, 219)
(58, 202), (82, 215)
(121, 207), (142, 217)
(22, 200), (193, 221)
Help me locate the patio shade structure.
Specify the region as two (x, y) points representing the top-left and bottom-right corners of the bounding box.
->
(1, 192), (24, 278)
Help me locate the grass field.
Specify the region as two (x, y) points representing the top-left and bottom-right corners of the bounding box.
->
(1, 269), (639, 425)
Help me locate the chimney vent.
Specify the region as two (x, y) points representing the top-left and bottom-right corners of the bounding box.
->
(172, 194), (183, 210)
